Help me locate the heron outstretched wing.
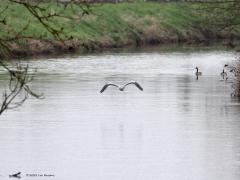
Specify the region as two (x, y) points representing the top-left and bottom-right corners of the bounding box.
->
(100, 83), (119, 93)
(123, 81), (143, 91)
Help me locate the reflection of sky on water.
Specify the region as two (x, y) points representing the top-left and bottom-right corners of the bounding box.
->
(0, 49), (240, 180)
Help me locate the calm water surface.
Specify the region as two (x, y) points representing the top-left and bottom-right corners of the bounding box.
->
(0, 48), (240, 180)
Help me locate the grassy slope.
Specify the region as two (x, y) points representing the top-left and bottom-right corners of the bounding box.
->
(84, 3), (202, 45)
(1, 1), (239, 56)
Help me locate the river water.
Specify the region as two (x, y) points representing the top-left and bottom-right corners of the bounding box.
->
(0, 47), (240, 180)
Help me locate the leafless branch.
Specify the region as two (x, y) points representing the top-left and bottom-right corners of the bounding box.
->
(0, 61), (43, 115)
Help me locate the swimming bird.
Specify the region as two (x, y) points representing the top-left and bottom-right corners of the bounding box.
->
(195, 67), (202, 76)
(220, 64), (228, 78)
(9, 172), (21, 178)
(100, 81), (143, 93)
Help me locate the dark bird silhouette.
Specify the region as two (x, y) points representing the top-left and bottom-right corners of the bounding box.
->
(100, 81), (143, 93)
(221, 64), (228, 79)
(195, 67), (202, 76)
(9, 172), (21, 178)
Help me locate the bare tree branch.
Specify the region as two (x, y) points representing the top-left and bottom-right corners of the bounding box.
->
(0, 0), (92, 115)
(0, 61), (43, 115)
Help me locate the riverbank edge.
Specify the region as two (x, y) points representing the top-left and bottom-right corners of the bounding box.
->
(4, 34), (240, 59)
(2, 1), (240, 59)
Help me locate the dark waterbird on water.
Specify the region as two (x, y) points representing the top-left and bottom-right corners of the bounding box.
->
(100, 81), (143, 93)
(195, 67), (202, 76)
(9, 172), (21, 178)
(220, 64), (228, 79)
(195, 66), (202, 80)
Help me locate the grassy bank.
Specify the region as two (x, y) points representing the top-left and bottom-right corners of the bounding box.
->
(1, 1), (240, 57)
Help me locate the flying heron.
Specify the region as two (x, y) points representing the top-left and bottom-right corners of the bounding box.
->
(100, 81), (143, 93)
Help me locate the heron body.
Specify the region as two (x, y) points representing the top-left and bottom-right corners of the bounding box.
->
(119, 87), (124, 91)
(100, 81), (143, 93)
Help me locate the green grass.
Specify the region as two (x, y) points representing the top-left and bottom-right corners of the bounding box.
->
(0, 1), (238, 53)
